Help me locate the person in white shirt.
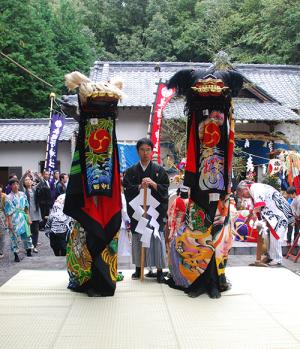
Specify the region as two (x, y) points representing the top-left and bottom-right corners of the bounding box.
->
(237, 180), (294, 265)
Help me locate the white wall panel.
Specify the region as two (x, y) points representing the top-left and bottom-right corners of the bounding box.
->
(0, 142), (72, 174)
(116, 108), (150, 142)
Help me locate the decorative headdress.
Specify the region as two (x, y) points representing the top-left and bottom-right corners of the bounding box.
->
(167, 68), (243, 194)
(167, 69), (243, 98)
(64, 71), (125, 112)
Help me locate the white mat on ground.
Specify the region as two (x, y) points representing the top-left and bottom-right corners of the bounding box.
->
(0, 267), (300, 349)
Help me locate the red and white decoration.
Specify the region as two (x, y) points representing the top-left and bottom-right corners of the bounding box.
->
(150, 83), (175, 164)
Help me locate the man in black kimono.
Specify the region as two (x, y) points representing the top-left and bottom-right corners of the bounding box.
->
(123, 138), (169, 283)
(36, 170), (52, 230)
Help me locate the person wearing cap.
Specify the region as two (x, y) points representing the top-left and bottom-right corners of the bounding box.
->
(236, 180), (294, 266)
(6, 178), (33, 262)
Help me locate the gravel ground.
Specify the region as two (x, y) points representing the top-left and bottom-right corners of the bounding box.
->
(0, 229), (66, 286)
(0, 229), (299, 286)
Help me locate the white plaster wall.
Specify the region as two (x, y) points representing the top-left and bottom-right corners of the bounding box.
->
(0, 141), (72, 174)
(274, 122), (300, 145)
(116, 108), (150, 142)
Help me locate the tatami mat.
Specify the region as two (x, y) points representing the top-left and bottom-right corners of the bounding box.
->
(0, 267), (300, 349)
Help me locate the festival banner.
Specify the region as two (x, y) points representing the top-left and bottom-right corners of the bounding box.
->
(117, 143), (139, 173)
(45, 113), (65, 180)
(150, 83), (175, 164)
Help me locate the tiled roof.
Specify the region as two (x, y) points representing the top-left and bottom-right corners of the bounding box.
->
(239, 66), (300, 109)
(234, 98), (300, 121)
(0, 118), (77, 142)
(163, 98), (300, 121)
(89, 61), (300, 110)
(90, 62), (208, 107)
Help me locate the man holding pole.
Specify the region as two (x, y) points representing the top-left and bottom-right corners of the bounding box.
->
(123, 138), (169, 283)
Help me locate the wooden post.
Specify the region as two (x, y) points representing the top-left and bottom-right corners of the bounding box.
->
(244, 212), (268, 267)
(256, 234), (264, 261)
(249, 232), (268, 267)
(140, 187), (147, 281)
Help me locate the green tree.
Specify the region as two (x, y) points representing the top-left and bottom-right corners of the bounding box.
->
(0, 0), (60, 118)
(0, 0), (99, 118)
(144, 12), (176, 61)
(49, 0), (98, 84)
(1, 0), (299, 119)
(249, 0), (300, 64)
(80, 0), (119, 57)
(216, 0), (300, 64)
(115, 28), (146, 60)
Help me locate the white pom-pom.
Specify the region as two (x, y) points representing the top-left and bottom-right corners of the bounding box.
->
(110, 77), (124, 90)
(64, 71), (91, 90)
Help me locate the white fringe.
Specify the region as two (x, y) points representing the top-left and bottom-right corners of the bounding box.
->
(64, 71), (125, 101)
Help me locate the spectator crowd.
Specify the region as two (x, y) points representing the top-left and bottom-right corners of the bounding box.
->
(0, 169), (70, 261)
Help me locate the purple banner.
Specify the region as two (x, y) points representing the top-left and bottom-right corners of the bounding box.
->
(45, 113), (65, 180)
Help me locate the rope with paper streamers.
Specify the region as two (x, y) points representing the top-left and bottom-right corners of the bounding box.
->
(232, 149), (269, 170)
(236, 149), (271, 161)
(233, 163), (268, 169)
(235, 132), (291, 148)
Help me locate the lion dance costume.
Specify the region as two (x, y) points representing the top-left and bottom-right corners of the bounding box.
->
(64, 72), (124, 297)
(167, 69), (243, 298)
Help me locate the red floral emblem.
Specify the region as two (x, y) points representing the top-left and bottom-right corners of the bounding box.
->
(88, 129), (111, 154)
(203, 122), (221, 147)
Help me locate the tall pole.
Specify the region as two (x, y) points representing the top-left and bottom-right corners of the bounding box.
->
(147, 79), (162, 140)
(49, 93), (55, 119)
(44, 92), (56, 173)
(140, 187), (147, 281)
(142, 80), (161, 280)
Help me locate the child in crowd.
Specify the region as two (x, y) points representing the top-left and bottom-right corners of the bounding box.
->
(45, 194), (73, 256)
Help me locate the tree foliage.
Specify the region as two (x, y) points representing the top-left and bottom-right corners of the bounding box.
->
(161, 117), (187, 160)
(0, 0), (299, 117)
(0, 0), (97, 118)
